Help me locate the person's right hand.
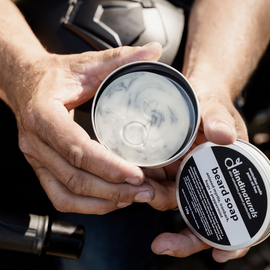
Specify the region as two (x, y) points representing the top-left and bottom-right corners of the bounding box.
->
(9, 42), (162, 214)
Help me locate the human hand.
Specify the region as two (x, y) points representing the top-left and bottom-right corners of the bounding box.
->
(149, 0), (270, 261)
(191, 79), (249, 145)
(151, 227), (249, 263)
(150, 77), (250, 262)
(149, 159), (250, 263)
(141, 162), (179, 211)
(10, 42), (163, 214)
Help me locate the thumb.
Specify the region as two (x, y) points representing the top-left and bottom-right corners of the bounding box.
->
(93, 41), (163, 80)
(60, 42), (162, 108)
(72, 41), (163, 82)
(203, 106), (237, 145)
(199, 94), (239, 145)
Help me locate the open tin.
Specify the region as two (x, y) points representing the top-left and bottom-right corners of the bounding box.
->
(91, 61), (200, 168)
(176, 139), (270, 250)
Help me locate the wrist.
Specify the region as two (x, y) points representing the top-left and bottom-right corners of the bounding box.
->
(184, 68), (247, 144)
(185, 67), (234, 104)
(1, 50), (51, 117)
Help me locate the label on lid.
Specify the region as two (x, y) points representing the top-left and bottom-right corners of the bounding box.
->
(178, 145), (267, 247)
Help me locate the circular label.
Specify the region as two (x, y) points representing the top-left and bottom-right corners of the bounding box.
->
(178, 145), (267, 247)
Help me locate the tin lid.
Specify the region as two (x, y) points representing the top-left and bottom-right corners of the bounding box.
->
(176, 140), (270, 250)
(91, 61), (200, 168)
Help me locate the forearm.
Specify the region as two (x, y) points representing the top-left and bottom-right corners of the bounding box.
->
(183, 0), (270, 100)
(0, 0), (47, 112)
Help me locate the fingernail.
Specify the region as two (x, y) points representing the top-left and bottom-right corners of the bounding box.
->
(117, 202), (132, 208)
(213, 122), (236, 137)
(214, 250), (235, 263)
(212, 122), (237, 144)
(135, 191), (151, 202)
(125, 177), (142, 185)
(159, 249), (173, 255)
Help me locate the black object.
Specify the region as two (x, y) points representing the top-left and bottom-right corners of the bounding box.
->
(0, 212), (85, 259)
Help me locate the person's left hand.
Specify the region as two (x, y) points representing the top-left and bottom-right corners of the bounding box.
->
(146, 81), (250, 262)
(146, 131), (249, 263)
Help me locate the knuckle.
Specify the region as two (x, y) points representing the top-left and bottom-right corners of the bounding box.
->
(109, 46), (130, 67)
(65, 171), (80, 193)
(66, 172), (77, 192)
(98, 154), (124, 183)
(66, 138), (89, 169)
(107, 187), (128, 202)
(18, 135), (30, 154)
(160, 201), (172, 211)
(109, 189), (122, 202)
(66, 145), (83, 168)
(112, 46), (125, 59)
(18, 134), (35, 157)
(65, 171), (92, 196)
(154, 199), (171, 212)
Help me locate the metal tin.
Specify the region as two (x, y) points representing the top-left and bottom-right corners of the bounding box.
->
(91, 61), (200, 168)
(176, 139), (270, 250)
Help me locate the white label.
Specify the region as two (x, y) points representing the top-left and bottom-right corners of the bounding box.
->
(193, 147), (250, 245)
(178, 144), (267, 248)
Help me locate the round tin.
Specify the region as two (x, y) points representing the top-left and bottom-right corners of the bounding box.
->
(91, 61), (200, 168)
(176, 139), (270, 250)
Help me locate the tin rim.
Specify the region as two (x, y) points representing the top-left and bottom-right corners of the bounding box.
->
(234, 140), (270, 246)
(91, 61), (200, 168)
(176, 140), (270, 250)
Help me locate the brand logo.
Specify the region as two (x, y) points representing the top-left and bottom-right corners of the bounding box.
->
(224, 157), (243, 170)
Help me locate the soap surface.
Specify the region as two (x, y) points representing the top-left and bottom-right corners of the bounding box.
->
(95, 71), (190, 166)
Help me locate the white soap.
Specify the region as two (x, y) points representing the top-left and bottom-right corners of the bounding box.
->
(94, 71), (190, 166)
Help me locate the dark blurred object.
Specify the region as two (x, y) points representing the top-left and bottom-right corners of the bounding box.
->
(0, 212), (85, 259)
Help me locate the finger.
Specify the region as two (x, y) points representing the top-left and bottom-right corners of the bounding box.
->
(143, 168), (167, 183)
(203, 104), (249, 144)
(30, 162), (130, 214)
(21, 43), (162, 186)
(151, 228), (210, 257)
(199, 97), (237, 145)
(197, 89), (249, 144)
(24, 139), (155, 203)
(212, 247), (250, 263)
(20, 107), (145, 185)
(92, 42), (163, 80)
(146, 178), (177, 211)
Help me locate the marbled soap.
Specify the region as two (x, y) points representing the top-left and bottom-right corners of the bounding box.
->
(94, 71), (190, 166)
